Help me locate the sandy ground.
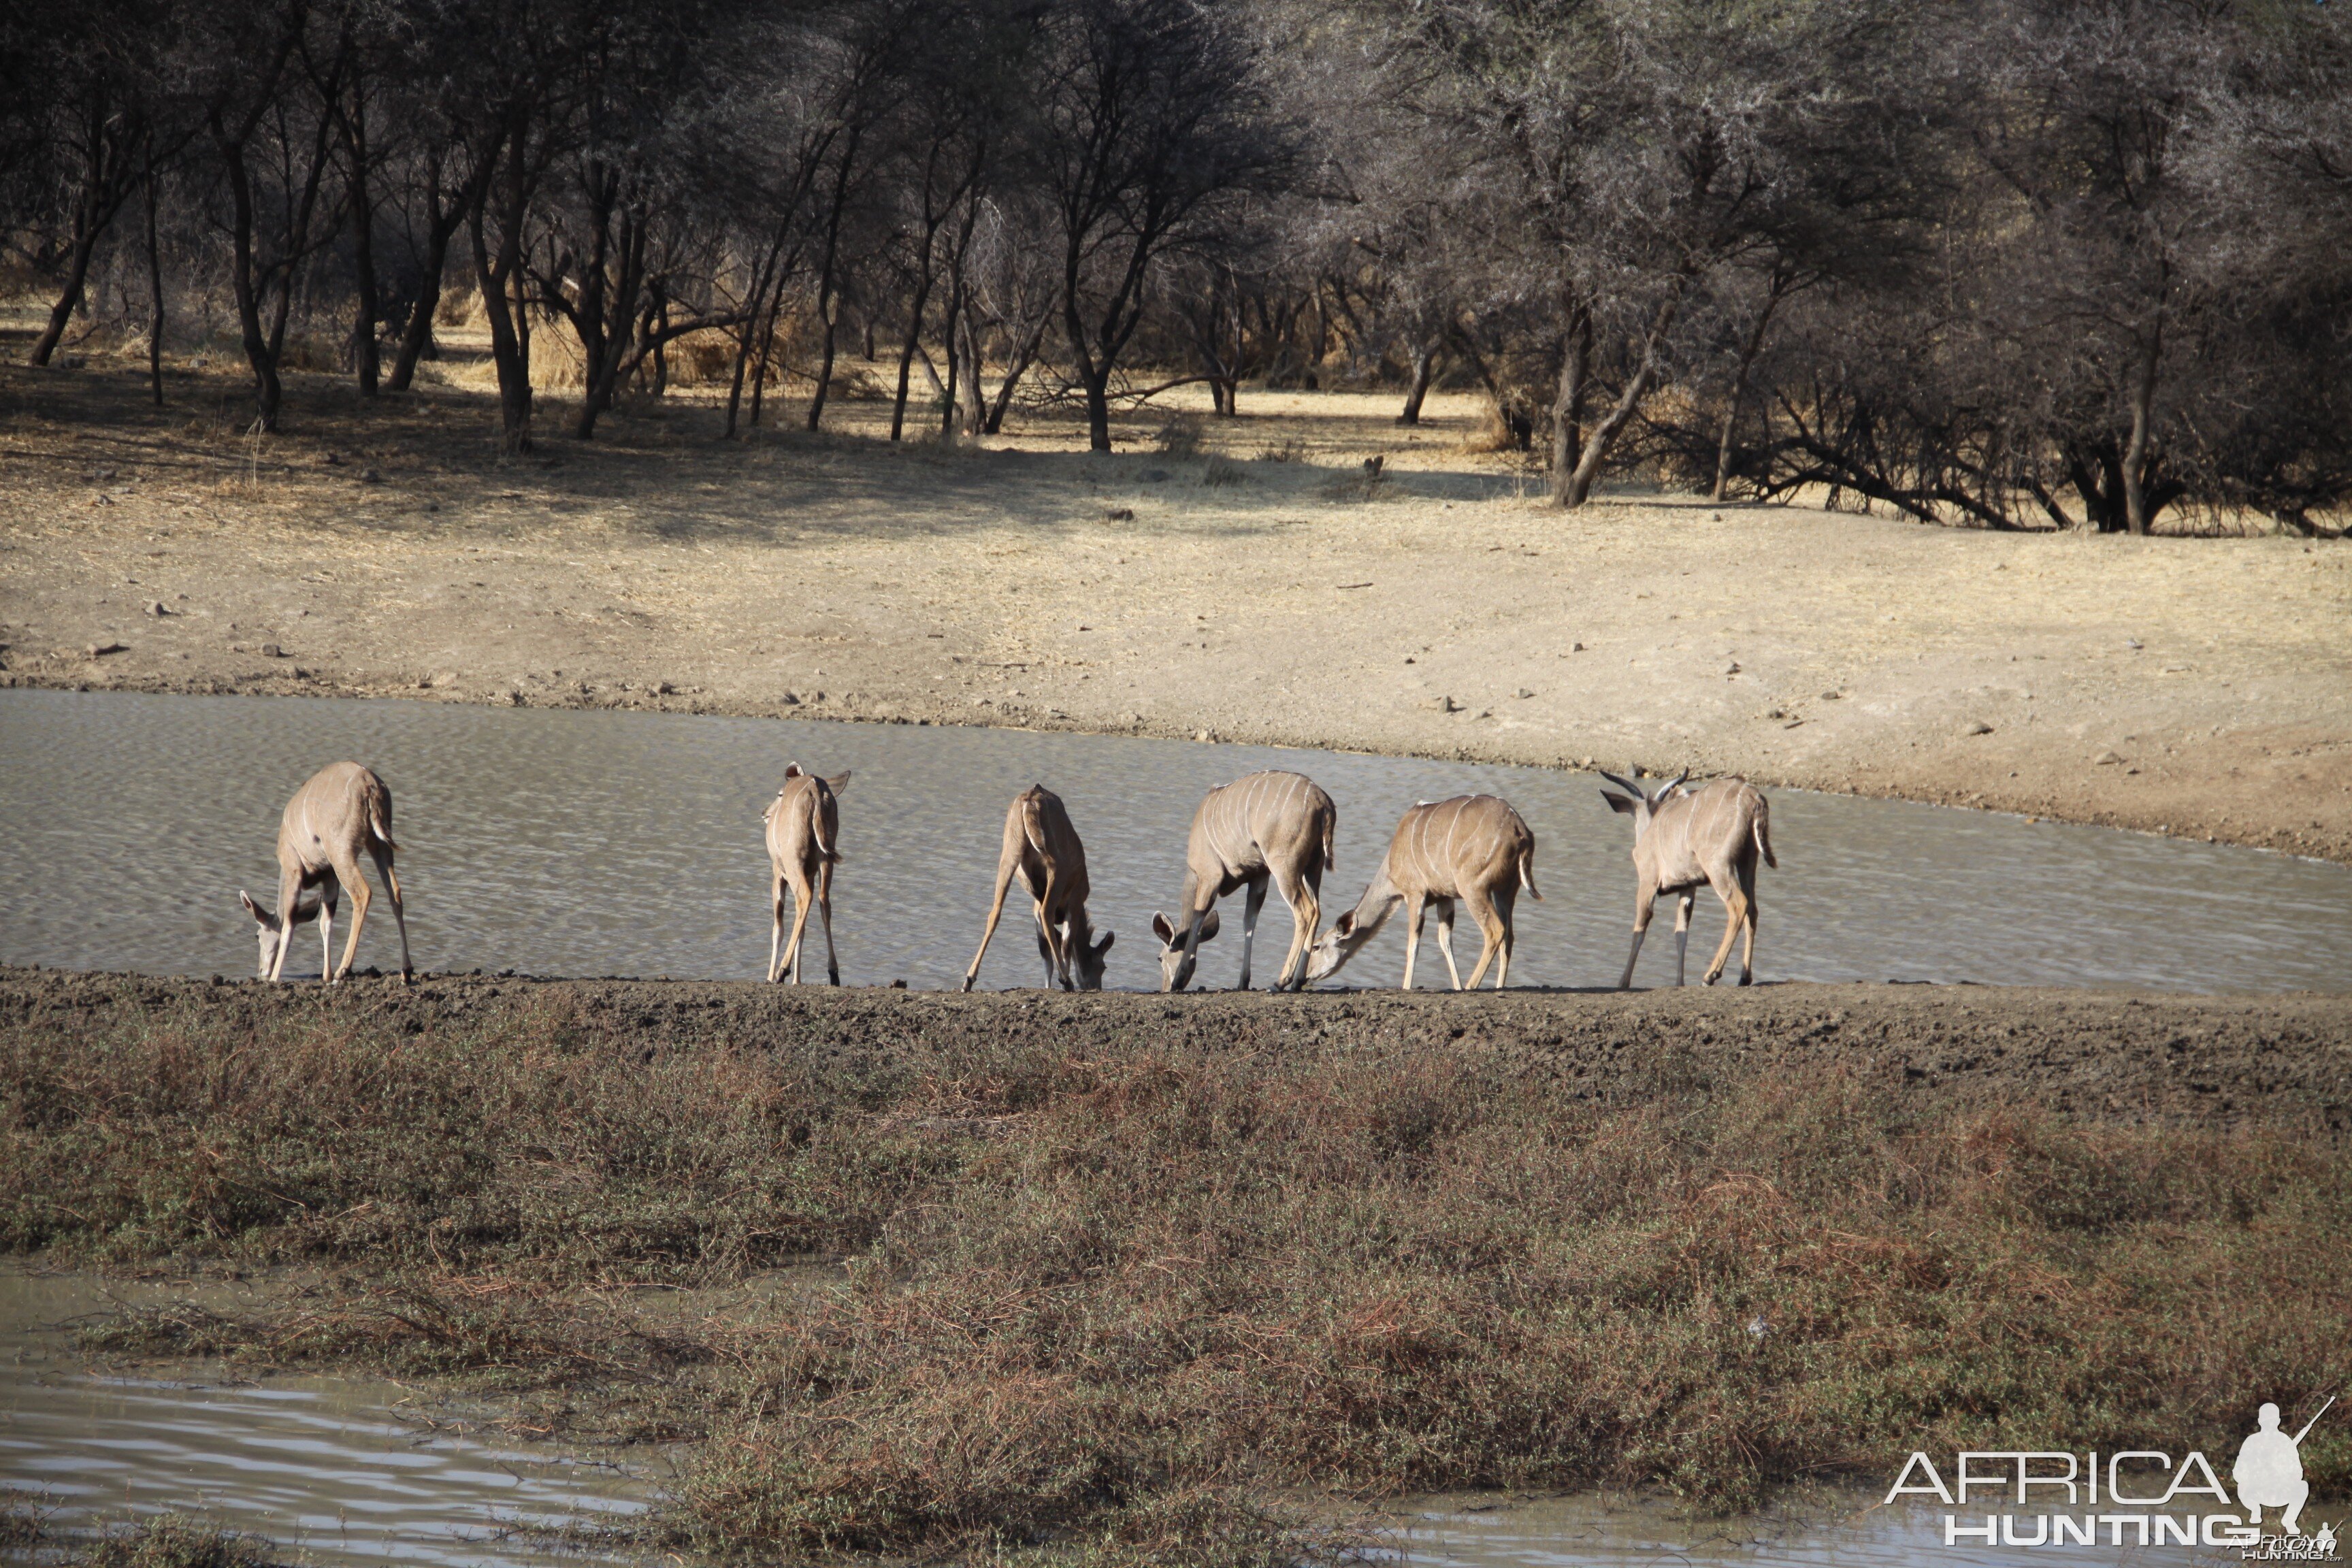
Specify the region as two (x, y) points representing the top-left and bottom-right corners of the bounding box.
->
(9, 967), (2349, 1128)
(3, 354), (2349, 862)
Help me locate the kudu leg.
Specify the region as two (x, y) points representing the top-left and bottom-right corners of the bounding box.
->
(1494, 888), (1518, 990)
(818, 860), (840, 985)
(964, 856), (1022, 992)
(1433, 900), (1465, 991)
(768, 874), (788, 982)
(1462, 890), (1508, 990)
(1034, 905), (1059, 989)
(267, 868), (304, 982)
(1272, 869), (1320, 992)
(317, 887), (336, 983)
(1618, 882), (1659, 990)
(376, 850), (413, 982)
(329, 851), (373, 983)
(1401, 894), (1426, 990)
(1236, 877), (1269, 992)
(1037, 865), (1071, 990)
(1673, 893), (1695, 987)
(1701, 871), (1748, 986)
(781, 879), (814, 985)
(1737, 861), (1759, 985)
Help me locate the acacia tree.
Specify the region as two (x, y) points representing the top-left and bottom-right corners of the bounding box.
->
(528, 0), (745, 438)
(193, 0), (348, 432)
(1034, 0), (1295, 451)
(18, 0), (187, 367)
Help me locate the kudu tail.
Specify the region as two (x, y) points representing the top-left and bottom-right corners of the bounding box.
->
(1752, 802), (1778, 870)
(1518, 843), (1541, 900)
(1019, 796), (1050, 863)
(1322, 815), (1336, 876)
(365, 794), (397, 856)
(808, 787), (841, 862)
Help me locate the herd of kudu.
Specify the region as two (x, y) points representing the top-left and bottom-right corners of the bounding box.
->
(242, 758), (1776, 994)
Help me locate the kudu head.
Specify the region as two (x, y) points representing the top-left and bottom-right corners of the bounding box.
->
(1598, 770), (1690, 843)
(1151, 909), (1221, 992)
(238, 888), (321, 977)
(1067, 925), (1117, 990)
(1303, 905), (1380, 984)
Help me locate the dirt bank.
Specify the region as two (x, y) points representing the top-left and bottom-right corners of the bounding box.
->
(3, 361), (2349, 862)
(7, 968), (2347, 1131)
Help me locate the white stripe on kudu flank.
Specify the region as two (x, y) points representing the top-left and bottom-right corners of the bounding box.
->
(1154, 770), (1337, 993)
(1305, 794), (1539, 991)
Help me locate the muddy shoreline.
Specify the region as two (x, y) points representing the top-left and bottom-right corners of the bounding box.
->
(10, 968), (2348, 1130)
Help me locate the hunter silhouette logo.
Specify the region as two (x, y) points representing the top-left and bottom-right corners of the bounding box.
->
(2236, 1397), (2330, 1536)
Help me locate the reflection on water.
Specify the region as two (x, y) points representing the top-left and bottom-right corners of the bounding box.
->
(0, 1271), (656, 1567)
(1, 688), (2347, 992)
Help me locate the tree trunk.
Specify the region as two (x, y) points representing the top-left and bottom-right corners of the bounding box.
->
(29, 229), (105, 368)
(144, 169), (165, 406)
(2120, 318), (2163, 536)
(985, 314), (1047, 434)
(1397, 340), (1439, 426)
(937, 292), (960, 441)
(1712, 286), (1784, 503)
(344, 105), (380, 397)
(802, 129), (860, 433)
(219, 129), (283, 432)
(470, 200), (532, 453)
(1079, 363), (1112, 451)
(387, 159), (457, 393)
(1561, 292), (1682, 508)
(806, 304), (839, 431)
(889, 272), (933, 441)
(1546, 306), (1592, 505)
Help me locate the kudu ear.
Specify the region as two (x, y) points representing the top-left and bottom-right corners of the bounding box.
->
(1194, 909), (1221, 943)
(783, 762), (804, 779)
(1152, 912), (1177, 947)
(1601, 791), (1637, 814)
(826, 770), (851, 794)
(1331, 910), (1358, 938)
(1094, 930), (1115, 957)
(239, 889), (271, 928)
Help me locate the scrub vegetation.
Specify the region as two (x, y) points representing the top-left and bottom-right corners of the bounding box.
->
(5, 971), (2348, 1562)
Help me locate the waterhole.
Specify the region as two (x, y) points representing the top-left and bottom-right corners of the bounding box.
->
(2, 688), (2347, 992)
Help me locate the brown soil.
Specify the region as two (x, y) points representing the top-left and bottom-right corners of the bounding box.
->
(3, 357), (2348, 862)
(8, 967), (2347, 1132)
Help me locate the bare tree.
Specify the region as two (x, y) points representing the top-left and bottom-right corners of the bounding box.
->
(1034, 0), (1295, 452)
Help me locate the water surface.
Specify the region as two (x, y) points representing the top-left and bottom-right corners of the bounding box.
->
(0, 1271), (655, 1567)
(1, 688), (2347, 992)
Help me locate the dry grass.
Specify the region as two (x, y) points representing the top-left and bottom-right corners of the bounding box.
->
(5, 981), (2349, 1562)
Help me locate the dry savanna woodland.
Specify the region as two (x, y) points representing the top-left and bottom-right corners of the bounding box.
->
(3, 0), (2352, 1563)
(3, 0), (2351, 854)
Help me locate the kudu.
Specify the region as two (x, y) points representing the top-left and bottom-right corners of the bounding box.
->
(963, 785), (1113, 991)
(1305, 794), (1539, 990)
(1153, 769), (1336, 992)
(238, 760), (413, 983)
(1599, 771), (1776, 988)
(765, 762), (850, 984)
